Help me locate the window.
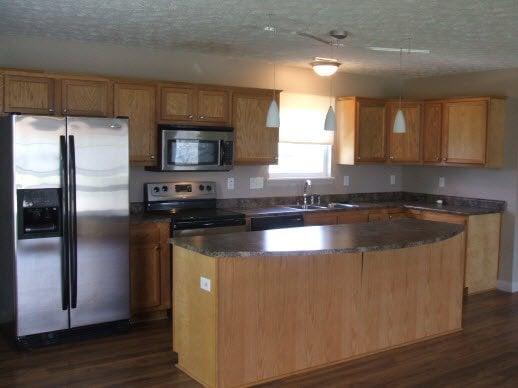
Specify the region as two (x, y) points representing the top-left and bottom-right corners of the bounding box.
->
(269, 92), (334, 180)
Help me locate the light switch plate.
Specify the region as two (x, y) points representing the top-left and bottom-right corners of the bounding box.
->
(439, 177), (445, 188)
(227, 177), (235, 190)
(200, 276), (211, 292)
(343, 175), (350, 187)
(390, 175), (396, 185)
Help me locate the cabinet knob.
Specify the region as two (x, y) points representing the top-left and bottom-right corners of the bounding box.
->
(63, 108), (67, 113)
(49, 108), (54, 113)
(188, 115), (193, 119)
(150, 155), (155, 160)
(199, 115), (205, 119)
(390, 156), (394, 160)
(442, 157), (447, 162)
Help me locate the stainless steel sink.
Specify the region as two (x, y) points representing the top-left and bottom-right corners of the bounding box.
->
(287, 204), (328, 210)
(327, 202), (361, 209)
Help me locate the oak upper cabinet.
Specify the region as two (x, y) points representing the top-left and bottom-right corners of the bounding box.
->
(114, 82), (157, 166)
(439, 97), (505, 167)
(61, 78), (111, 116)
(232, 90), (279, 164)
(422, 102), (443, 163)
(197, 88), (230, 124)
(386, 101), (422, 163)
(336, 97), (386, 164)
(130, 221), (170, 315)
(4, 74), (55, 114)
(159, 84), (230, 125)
(160, 85), (196, 121)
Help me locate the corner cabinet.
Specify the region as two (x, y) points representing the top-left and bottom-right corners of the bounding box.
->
(114, 82), (157, 166)
(233, 91), (279, 165)
(130, 221), (171, 316)
(386, 101), (422, 164)
(336, 97), (386, 164)
(4, 74), (56, 114)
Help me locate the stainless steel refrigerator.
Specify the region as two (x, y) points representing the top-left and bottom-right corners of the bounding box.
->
(0, 115), (130, 346)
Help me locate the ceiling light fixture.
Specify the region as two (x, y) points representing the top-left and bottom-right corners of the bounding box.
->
(265, 14), (280, 128)
(311, 57), (341, 77)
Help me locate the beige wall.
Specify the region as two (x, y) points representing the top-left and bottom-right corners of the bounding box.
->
(0, 35), (404, 202)
(403, 68), (518, 289)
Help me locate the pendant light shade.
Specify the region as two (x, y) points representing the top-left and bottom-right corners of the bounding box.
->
(266, 99), (280, 128)
(324, 105), (336, 131)
(393, 109), (406, 133)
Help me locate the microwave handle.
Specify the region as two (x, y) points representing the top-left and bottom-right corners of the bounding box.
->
(219, 140), (224, 165)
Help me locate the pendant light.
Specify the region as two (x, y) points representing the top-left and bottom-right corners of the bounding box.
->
(324, 71), (336, 131)
(324, 43), (336, 131)
(392, 46), (406, 134)
(265, 14), (280, 128)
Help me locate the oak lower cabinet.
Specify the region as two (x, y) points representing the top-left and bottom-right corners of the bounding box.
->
(386, 101), (422, 163)
(3, 74), (55, 114)
(61, 78), (111, 116)
(130, 221), (171, 315)
(409, 210), (501, 294)
(114, 82), (157, 166)
(304, 211), (369, 226)
(336, 97), (387, 164)
(233, 91), (279, 164)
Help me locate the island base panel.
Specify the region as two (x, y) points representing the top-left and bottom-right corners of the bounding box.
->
(173, 233), (465, 388)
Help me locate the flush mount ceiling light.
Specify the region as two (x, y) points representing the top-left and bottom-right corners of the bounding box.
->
(311, 57), (341, 77)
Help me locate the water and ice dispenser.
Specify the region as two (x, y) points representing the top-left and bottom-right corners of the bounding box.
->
(17, 189), (62, 239)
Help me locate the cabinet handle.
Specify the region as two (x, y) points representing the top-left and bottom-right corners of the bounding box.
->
(188, 115), (193, 119)
(199, 115), (205, 119)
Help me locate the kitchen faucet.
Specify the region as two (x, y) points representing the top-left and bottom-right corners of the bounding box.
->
(303, 179), (312, 206)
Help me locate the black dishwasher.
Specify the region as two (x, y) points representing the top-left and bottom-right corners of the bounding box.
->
(250, 214), (304, 231)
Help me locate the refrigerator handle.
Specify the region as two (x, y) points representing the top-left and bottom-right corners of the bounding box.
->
(69, 135), (78, 309)
(60, 135), (69, 311)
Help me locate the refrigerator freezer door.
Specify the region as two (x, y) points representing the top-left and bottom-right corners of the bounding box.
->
(66, 117), (130, 327)
(13, 115), (69, 336)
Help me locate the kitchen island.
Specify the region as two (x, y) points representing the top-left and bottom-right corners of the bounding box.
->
(172, 219), (466, 388)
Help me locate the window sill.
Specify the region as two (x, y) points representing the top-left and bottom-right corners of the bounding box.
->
(268, 176), (335, 184)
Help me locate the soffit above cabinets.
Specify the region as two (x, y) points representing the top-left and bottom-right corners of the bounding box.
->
(1, 0), (518, 77)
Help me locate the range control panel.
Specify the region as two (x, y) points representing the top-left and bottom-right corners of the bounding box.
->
(145, 181), (216, 202)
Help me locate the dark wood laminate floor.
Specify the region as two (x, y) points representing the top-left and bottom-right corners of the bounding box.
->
(1, 290), (518, 387)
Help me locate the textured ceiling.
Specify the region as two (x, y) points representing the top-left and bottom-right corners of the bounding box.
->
(1, 0), (518, 77)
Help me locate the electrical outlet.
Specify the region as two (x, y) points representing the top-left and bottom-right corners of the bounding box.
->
(343, 175), (350, 187)
(200, 276), (211, 292)
(227, 177), (235, 190)
(439, 177), (445, 188)
(250, 177), (264, 190)
(390, 175), (396, 185)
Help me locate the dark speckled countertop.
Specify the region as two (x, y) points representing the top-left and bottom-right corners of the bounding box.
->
(171, 218), (464, 257)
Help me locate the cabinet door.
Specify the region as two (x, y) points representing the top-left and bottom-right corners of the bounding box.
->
(130, 243), (162, 312)
(197, 89), (230, 124)
(356, 100), (386, 162)
(443, 100), (488, 165)
(114, 83), (157, 165)
(61, 79), (110, 116)
(304, 213), (338, 226)
(337, 211), (369, 224)
(233, 92), (279, 164)
(368, 211), (389, 222)
(423, 102), (443, 163)
(160, 86), (196, 121)
(387, 102), (422, 163)
(4, 74), (55, 114)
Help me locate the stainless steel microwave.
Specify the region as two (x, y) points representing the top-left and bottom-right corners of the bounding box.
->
(157, 124), (234, 171)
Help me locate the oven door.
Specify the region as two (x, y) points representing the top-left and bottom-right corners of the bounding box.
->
(160, 130), (232, 171)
